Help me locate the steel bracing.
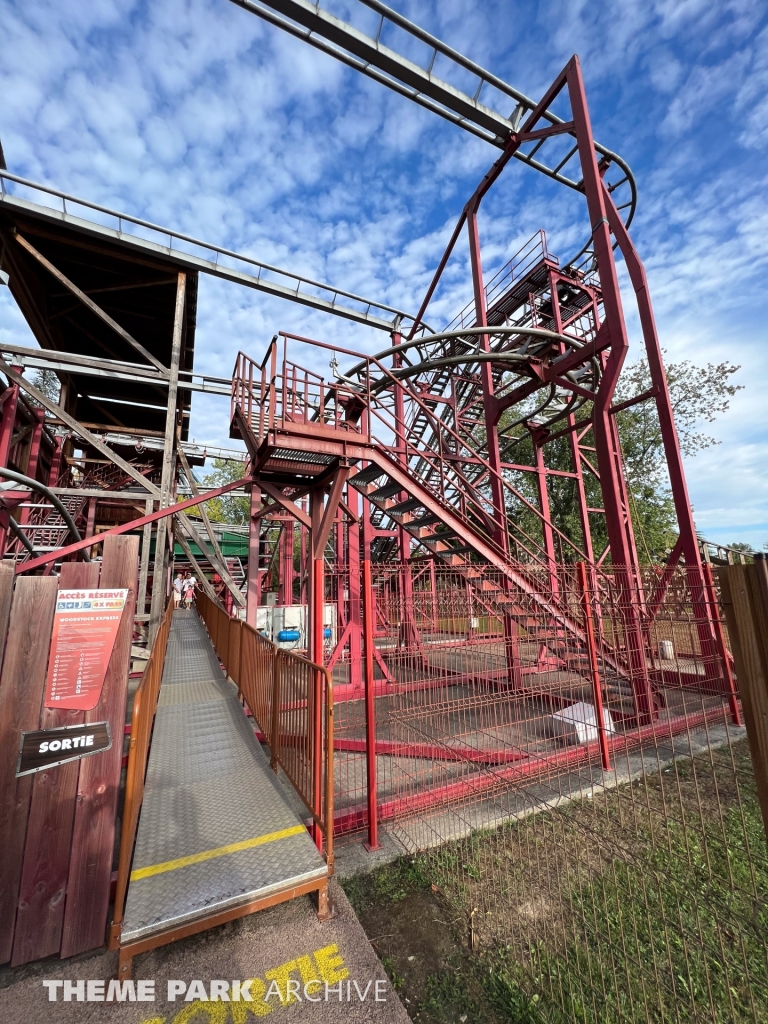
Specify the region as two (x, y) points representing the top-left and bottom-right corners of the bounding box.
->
(0, 4), (734, 853)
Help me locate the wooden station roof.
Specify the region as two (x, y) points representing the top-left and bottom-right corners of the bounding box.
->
(0, 208), (198, 441)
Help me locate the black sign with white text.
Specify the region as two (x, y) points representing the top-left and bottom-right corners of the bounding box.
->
(16, 721), (111, 777)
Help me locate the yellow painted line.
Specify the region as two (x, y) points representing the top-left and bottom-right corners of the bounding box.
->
(130, 824), (306, 881)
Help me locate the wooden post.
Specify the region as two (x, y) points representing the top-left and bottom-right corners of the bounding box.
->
(0, 577), (59, 963)
(60, 535), (139, 957)
(11, 563), (100, 965)
(137, 495), (154, 622)
(718, 561), (768, 844)
(149, 272), (185, 640)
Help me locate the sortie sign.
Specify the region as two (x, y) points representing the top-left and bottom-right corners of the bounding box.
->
(16, 722), (111, 777)
(44, 588), (128, 711)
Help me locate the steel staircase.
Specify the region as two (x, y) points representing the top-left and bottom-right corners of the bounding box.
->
(8, 495), (88, 561)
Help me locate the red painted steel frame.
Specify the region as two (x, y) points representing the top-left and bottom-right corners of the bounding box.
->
(221, 56), (734, 847)
(332, 702), (737, 835)
(14, 477), (253, 573)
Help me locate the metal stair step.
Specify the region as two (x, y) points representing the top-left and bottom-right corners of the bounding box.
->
(388, 497), (424, 515)
(350, 465), (387, 487)
(408, 513), (440, 528)
(369, 481), (403, 501)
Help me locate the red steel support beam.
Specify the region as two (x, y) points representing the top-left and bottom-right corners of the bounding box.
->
(15, 477), (252, 574)
(602, 185), (703, 574)
(360, 517), (380, 850)
(566, 57), (651, 721)
(578, 561), (611, 770)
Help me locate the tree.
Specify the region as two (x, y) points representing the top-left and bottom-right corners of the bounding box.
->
(29, 369), (60, 406)
(492, 354), (741, 565)
(195, 457), (250, 526)
(611, 355), (741, 561)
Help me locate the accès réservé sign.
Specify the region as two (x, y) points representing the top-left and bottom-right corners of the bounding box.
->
(44, 588), (128, 711)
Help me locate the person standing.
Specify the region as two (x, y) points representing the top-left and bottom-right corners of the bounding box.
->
(184, 573), (197, 609)
(173, 572), (184, 608)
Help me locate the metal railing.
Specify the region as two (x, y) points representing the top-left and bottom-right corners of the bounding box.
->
(232, 333), (601, 580)
(108, 597), (175, 949)
(195, 592), (334, 867)
(444, 229), (553, 334)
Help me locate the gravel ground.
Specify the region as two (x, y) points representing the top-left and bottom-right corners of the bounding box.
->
(0, 881), (409, 1024)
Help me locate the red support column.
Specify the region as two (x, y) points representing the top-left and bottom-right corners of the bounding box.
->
(567, 57), (651, 721)
(602, 188), (703, 574)
(309, 489), (325, 665)
(548, 268), (595, 563)
(0, 381), (20, 469)
(300, 503), (308, 605)
(0, 381), (20, 556)
(17, 409), (45, 529)
(346, 485), (363, 691)
(577, 561), (611, 771)
(391, 327), (419, 648)
(308, 488), (325, 851)
(360, 519), (379, 850)
(534, 440), (559, 598)
(47, 436), (64, 489)
(466, 208), (522, 688)
(466, 209), (508, 555)
(278, 522), (295, 606)
(24, 408), (44, 482)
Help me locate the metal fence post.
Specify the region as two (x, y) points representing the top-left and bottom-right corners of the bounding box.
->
(270, 649), (280, 773)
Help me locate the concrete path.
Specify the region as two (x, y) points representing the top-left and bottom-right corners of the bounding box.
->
(0, 880), (409, 1024)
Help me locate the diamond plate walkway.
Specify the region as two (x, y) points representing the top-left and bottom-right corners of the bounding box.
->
(122, 609), (328, 948)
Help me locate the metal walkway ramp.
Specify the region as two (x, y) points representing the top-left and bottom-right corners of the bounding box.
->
(121, 609), (328, 951)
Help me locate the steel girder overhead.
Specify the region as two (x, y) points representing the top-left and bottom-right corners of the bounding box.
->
(0, 170), (414, 333)
(227, 0), (637, 260)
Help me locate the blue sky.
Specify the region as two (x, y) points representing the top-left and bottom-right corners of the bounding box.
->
(1, 0), (767, 546)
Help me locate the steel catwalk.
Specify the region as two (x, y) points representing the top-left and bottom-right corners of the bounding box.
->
(121, 609), (327, 944)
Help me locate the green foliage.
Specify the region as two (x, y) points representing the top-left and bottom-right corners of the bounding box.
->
(29, 368), (60, 406)
(496, 355), (741, 564)
(197, 457), (250, 525)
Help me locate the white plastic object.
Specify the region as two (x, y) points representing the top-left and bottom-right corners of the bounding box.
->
(551, 701), (615, 745)
(659, 640), (675, 661)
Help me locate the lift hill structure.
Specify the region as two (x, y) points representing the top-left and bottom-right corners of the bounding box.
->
(0, 0), (741, 987)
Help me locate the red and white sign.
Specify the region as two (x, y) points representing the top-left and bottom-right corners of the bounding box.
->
(44, 589), (129, 711)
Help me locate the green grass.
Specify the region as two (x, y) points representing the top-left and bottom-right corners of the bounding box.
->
(342, 854), (546, 1023)
(343, 741), (768, 1023)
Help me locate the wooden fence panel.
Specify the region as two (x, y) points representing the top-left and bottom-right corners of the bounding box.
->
(0, 577), (59, 964)
(719, 562), (768, 848)
(0, 561), (15, 667)
(11, 562), (101, 965)
(61, 536), (138, 957)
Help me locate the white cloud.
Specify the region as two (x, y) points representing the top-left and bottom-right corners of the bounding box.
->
(1, 0), (767, 543)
